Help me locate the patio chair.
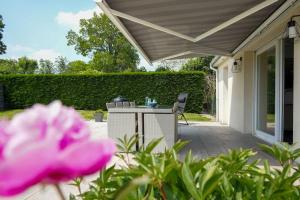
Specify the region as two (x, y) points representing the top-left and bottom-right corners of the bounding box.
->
(177, 93), (189, 125)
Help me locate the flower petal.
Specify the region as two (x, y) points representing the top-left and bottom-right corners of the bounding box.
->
(0, 141), (58, 196)
(46, 139), (116, 182)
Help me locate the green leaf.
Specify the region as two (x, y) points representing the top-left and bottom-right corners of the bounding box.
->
(172, 140), (189, 153)
(181, 162), (201, 200)
(114, 176), (150, 200)
(144, 137), (163, 153)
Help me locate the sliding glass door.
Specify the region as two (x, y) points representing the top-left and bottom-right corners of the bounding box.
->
(256, 42), (280, 143)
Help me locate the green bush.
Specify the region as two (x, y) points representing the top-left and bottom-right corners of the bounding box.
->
(0, 72), (205, 112)
(70, 136), (300, 200)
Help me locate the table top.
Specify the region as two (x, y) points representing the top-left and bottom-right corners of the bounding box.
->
(108, 105), (174, 113)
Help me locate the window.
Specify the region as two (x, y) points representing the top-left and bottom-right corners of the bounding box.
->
(257, 46), (276, 136)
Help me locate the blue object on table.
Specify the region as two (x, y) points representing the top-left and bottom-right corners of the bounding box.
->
(148, 102), (157, 108)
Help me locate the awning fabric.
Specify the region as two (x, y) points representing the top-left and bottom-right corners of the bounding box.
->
(97, 0), (287, 63)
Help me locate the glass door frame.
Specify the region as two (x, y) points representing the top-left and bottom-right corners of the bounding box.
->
(254, 40), (283, 144)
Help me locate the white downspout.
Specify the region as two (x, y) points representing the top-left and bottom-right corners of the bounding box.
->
(210, 56), (220, 121)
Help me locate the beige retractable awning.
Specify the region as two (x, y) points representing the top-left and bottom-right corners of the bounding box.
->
(97, 0), (292, 63)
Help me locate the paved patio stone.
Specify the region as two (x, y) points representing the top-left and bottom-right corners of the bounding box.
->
(178, 122), (278, 166)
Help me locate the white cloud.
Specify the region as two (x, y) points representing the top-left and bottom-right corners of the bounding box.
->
(56, 7), (102, 31)
(2, 45), (60, 62)
(2, 44), (67, 62)
(29, 49), (61, 61)
(8, 44), (34, 53)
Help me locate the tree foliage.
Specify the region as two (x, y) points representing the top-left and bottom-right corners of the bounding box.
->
(0, 15), (6, 55)
(155, 59), (185, 72)
(55, 56), (68, 74)
(181, 56), (214, 73)
(0, 57), (38, 74)
(155, 66), (173, 72)
(0, 59), (18, 74)
(66, 13), (140, 72)
(17, 57), (38, 74)
(65, 60), (90, 74)
(38, 59), (55, 74)
(136, 66), (147, 72)
(180, 56), (216, 113)
(0, 57), (93, 75)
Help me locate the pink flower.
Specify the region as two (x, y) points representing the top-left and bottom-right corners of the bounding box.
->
(0, 101), (116, 196)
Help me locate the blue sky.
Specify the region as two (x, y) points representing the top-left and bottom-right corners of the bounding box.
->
(0, 0), (153, 70)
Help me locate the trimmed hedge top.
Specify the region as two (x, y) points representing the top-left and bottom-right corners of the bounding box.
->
(0, 72), (206, 113)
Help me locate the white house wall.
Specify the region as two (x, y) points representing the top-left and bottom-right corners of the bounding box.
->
(227, 59), (245, 133)
(216, 3), (300, 138)
(218, 64), (229, 124)
(243, 51), (255, 134)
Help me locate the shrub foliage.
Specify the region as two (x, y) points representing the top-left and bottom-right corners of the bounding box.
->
(0, 72), (205, 112)
(70, 135), (300, 200)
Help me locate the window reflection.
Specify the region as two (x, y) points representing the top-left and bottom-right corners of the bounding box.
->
(257, 47), (276, 136)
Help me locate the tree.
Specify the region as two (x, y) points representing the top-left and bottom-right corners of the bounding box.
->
(55, 56), (68, 74)
(78, 69), (103, 75)
(38, 59), (55, 74)
(17, 57), (38, 74)
(0, 57), (37, 74)
(137, 66), (147, 72)
(0, 59), (19, 74)
(180, 56), (214, 73)
(155, 66), (172, 72)
(154, 60), (180, 72)
(0, 15), (6, 55)
(65, 60), (90, 74)
(66, 13), (140, 73)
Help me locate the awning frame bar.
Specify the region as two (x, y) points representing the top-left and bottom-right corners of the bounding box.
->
(109, 9), (195, 42)
(153, 51), (194, 63)
(156, 0), (299, 61)
(195, 0), (279, 41)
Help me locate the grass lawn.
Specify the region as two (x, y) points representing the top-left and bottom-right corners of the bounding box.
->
(0, 109), (213, 122)
(180, 113), (212, 121)
(0, 109), (23, 120)
(267, 114), (275, 123)
(77, 110), (108, 120)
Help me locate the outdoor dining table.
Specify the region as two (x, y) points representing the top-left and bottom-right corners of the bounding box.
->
(107, 105), (178, 152)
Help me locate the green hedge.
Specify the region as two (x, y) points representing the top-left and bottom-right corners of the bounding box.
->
(0, 72), (206, 113)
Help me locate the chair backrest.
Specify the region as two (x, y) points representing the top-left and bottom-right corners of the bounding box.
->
(106, 102), (116, 109)
(116, 102), (123, 108)
(172, 102), (179, 113)
(130, 102), (136, 107)
(177, 93), (188, 113)
(122, 102), (130, 107)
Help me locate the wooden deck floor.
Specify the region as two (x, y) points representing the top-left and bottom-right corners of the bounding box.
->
(178, 122), (278, 166)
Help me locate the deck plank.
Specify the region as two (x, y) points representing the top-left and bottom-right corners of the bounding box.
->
(178, 122), (279, 165)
